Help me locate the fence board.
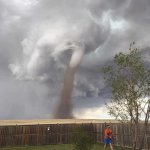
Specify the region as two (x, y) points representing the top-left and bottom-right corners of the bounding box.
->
(0, 122), (149, 149)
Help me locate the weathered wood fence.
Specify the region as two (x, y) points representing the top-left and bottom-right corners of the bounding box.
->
(0, 123), (96, 147)
(0, 122), (149, 149)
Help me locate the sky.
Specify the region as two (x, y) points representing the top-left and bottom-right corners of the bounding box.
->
(0, 0), (150, 119)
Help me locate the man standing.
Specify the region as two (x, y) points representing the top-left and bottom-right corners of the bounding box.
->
(104, 124), (113, 150)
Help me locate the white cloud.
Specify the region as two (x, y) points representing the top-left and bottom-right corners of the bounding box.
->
(74, 107), (114, 119)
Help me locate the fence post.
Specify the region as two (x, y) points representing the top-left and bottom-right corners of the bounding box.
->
(15, 124), (17, 146)
(122, 122), (125, 150)
(37, 124), (39, 146)
(145, 134), (148, 150)
(60, 124), (62, 144)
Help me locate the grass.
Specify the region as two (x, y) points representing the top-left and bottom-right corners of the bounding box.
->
(0, 143), (132, 150)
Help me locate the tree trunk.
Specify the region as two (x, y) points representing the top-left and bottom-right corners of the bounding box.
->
(138, 103), (150, 150)
(133, 118), (138, 150)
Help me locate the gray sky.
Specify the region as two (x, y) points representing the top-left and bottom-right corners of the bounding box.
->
(0, 0), (150, 119)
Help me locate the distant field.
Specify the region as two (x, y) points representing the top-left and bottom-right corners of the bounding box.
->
(0, 119), (119, 126)
(0, 144), (131, 150)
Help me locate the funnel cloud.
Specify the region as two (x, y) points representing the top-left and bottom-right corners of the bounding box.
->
(55, 42), (85, 118)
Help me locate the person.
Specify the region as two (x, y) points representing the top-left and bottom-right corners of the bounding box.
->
(104, 124), (113, 150)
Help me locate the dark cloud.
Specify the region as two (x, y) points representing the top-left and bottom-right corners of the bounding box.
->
(0, 75), (55, 119)
(124, 0), (150, 22)
(0, 0), (149, 119)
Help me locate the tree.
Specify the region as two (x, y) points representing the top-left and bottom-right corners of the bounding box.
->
(103, 42), (150, 150)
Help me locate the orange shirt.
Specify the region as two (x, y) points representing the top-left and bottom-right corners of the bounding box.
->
(104, 128), (112, 139)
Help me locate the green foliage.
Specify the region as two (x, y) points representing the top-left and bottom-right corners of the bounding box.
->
(103, 42), (150, 122)
(103, 42), (150, 149)
(71, 126), (94, 150)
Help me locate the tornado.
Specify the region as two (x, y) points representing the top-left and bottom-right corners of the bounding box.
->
(55, 42), (84, 118)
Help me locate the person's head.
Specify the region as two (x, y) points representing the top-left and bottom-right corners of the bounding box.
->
(106, 124), (110, 129)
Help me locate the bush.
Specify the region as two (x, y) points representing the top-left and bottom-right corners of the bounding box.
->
(71, 125), (94, 150)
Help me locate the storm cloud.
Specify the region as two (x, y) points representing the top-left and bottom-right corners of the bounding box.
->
(0, 0), (149, 119)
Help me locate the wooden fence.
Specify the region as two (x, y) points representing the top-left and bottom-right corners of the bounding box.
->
(0, 123), (96, 147)
(0, 121), (149, 149)
(97, 122), (150, 149)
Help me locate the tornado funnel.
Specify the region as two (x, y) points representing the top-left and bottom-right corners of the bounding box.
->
(55, 42), (84, 118)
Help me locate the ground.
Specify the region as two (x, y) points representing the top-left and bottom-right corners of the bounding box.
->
(0, 144), (131, 150)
